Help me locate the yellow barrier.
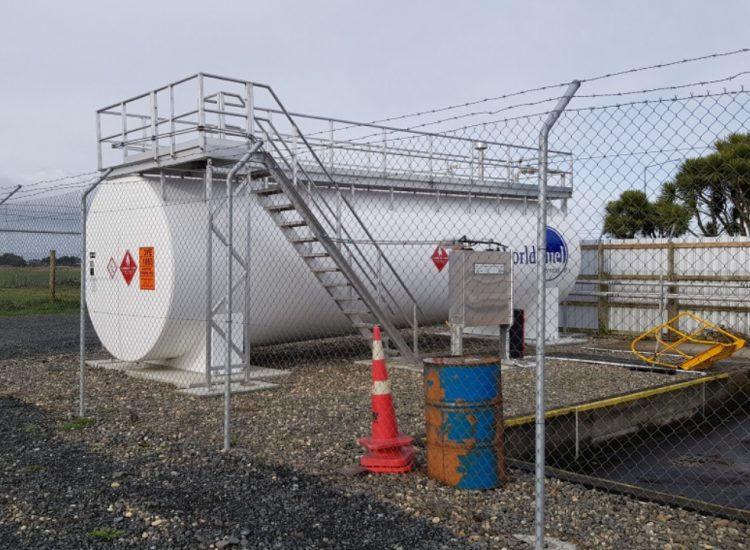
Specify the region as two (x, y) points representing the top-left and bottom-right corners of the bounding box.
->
(631, 312), (745, 370)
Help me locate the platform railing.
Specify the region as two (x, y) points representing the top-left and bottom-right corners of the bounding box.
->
(96, 73), (573, 193)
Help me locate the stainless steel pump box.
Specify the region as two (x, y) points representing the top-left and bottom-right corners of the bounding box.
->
(449, 249), (513, 327)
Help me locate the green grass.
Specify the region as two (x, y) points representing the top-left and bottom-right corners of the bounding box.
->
(0, 287), (79, 316)
(0, 266), (79, 288)
(61, 417), (96, 431)
(88, 527), (126, 541)
(0, 266), (80, 316)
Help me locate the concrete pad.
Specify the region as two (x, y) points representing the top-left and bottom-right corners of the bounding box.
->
(353, 358), (422, 373)
(86, 359), (288, 394)
(514, 534), (577, 549)
(353, 356), (523, 373)
(179, 381), (277, 396)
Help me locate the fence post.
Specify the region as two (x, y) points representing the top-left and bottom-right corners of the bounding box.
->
(666, 241), (679, 335)
(535, 81), (580, 550)
(597, 242), (609, 333)
(0, 185), (21, 206)
(49, 250), (56, 302)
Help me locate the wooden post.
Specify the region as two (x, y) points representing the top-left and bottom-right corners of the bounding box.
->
(49, 250), (56, 302)
(597, 242), (609, 333)
(666, 242), (679, 337)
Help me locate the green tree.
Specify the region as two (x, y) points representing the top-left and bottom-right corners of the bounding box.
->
(603, 190), (655, 238)
(603, 190), (690, 239)
(0, 253), (27, 267)
(664, 133), (750, 236)
(652, 197), (692, 238)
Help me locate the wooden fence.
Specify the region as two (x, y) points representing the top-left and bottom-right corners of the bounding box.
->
(561, 236), (750, 336)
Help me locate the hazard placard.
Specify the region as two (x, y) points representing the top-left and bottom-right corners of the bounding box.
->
(431, 246), (449, 272)
(107, 257), (117, 279)
(139, 247), (155, 290)
(120, 250), (137, 286)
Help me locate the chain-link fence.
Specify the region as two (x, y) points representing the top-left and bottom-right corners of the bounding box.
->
(3, 61), (750, 547)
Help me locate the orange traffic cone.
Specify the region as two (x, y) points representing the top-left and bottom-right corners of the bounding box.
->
(358, 326), (415, 473)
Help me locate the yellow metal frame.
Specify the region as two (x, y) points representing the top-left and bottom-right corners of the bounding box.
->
(631, 311), (745, 370)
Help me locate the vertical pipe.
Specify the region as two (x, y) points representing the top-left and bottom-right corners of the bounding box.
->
(225, 154), (233, 452)
(376, 253), (382, 303)
(120, 102), (127, 163)
(150, 90), (158, 160)
(412, 302), (419, 357)
(535, 81), (579, 550)
(205, 160), (214, 388)
(243, 180), (252, 384)
(96, 111), (102, 170)
(218, 92), (226, 139)
(198, 74), (206, 151)
(245, 82), (255, 137)
(329, 120), (335, 171)
(170, 84), (176, 157)
(428, 135), (433, 180)
(293, 129), (299, 187)
(223, 142), (262, 451)
(382, 128), (387, 176)
(79, 169), (112, 418)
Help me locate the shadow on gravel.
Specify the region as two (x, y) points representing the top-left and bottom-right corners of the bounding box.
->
(0, 396), (466, 549)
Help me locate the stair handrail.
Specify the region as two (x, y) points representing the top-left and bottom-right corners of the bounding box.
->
(253, 85), (423, 322)
(256, 118), (417, 329)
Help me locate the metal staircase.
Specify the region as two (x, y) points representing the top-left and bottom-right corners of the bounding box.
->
(249, 147), (419, 363)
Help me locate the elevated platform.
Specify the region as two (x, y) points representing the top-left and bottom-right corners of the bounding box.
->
(96, 73), (574, 201)
(103, 137), (573, 201)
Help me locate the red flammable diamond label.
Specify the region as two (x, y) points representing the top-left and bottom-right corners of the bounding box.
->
(120, 250), (137, 285)
(431, 246), (449, 272)
(107, 257), (117, 279)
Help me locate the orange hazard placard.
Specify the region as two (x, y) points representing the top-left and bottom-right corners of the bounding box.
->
(139, 247), (155, 290)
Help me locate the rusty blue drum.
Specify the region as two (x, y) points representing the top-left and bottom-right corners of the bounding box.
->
(423, 356), (505, 489)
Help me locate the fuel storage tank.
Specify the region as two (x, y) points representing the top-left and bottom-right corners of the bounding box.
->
(86, 175), (580, 371)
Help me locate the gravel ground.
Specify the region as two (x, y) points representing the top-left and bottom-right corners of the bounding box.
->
(1, 343), (748, 549)
(0, 313), (100, 360)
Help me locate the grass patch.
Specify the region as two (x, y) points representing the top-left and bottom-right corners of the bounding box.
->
(0, 266), (80, 316)
(89, 527), (126, 541)
(0, 287), (79, 316)
(0, 266), (79, 288)
(61, 417), (96, 431)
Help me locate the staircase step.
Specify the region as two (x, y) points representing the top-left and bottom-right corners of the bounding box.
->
(279, 220), (307, 228)
(266, 203), (296, 212)
(342, 309), (371, 316)
(252, 186), (284, 196)
(290, 236), (318, 244)
(302, 252), (329, 259)
(312, 267), (341, 273)
(322, 282), (351, 288)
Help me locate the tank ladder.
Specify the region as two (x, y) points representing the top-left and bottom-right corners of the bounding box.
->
(631, 311), (745, 371)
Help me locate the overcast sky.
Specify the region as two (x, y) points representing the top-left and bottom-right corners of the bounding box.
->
(1, 1), (749, 189)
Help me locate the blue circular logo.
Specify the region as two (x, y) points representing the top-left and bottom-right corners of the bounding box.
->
(545, 226), (568, 281)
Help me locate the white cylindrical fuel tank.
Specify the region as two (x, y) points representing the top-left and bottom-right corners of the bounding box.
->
(86, 177), (207, 362)
(86, 175), (580, 369)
